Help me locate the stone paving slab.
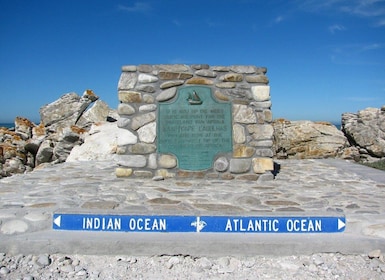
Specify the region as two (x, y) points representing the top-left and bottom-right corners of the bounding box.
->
(0, 159), (384, 256)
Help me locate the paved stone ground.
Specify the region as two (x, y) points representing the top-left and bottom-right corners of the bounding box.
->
(0, 159), (384, 256)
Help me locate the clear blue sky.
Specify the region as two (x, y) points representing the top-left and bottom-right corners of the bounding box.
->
(1, 0), (384, 124)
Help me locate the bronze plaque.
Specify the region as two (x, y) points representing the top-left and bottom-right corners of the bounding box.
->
(158, 86), (232, 170)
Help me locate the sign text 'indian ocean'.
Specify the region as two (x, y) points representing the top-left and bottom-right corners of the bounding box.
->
(53, 214), (346, 233)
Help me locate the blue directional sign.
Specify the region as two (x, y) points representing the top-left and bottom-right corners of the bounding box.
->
(53, 214), (346, 233)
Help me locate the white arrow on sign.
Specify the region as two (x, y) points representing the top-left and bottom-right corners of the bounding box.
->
(338, 219), (345, 230)
(54, 215), (61, 227)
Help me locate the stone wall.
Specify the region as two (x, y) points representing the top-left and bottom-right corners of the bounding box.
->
(115, 64), (274, 180)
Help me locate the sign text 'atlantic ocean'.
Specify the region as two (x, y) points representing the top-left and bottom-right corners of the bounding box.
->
(53, 214), (346, 233)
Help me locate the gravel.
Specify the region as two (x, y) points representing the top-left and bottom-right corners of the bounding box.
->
(0, 251), (384, 279)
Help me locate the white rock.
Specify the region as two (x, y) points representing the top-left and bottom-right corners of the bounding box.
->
(137, 122), (156, 143)
(36, 254), (51, 267)
(148, 153), (157, 169)
(252, 85), (270, 101)
(138, 74), (158, 83)
(0, 267), (10, 275)
(233, 104), (257, 124)
(233, 123), (246, 144)
(139, 104), (157, 112)
(118, 72), (137, 90)
(66, 122), (137, 162)
(113, 155), (147, 168)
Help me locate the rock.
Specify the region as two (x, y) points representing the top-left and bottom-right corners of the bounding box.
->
(186, 77), (214, 85)
(251, 85), (270, 102)
(248, 124), (274, 140)
(191, 64), (210, 70)
(77, 100), (112, 126)
(195, 69), (217, 78)
(139, 104), (157, 113)
(25, 139), (42, 156)
(137, 122), (156, 143)
(115, 167), (133, 177)
(128, 143), (156, 154)
(113, 154), (147, 167)
(158, 154), (177, 168)
(160, 80), (185, 89)
(14, 117), (34, 140)
(221, 73), (243, 82)
(117, 117), (131, 128)
(230, 65), (262, 74)
(273, 120), (348, 159)
(122, 65), (137, 72)
(214, 157), (229, 172)
(229, 158), (251, 173)
(252, 158), (274, 174)
(233, 124), (246, 144)
(233, 145), (255, 158)
(216, 82), (236, 89)
(35, 140), (54, 165)
(156, 169), (175, 178)
(118, 91), (142, 103)
(137, 64), (153, 72)
(136, 84), (156, 93)
(155, 64), (189, 72)
(148, 153), (157, 169)
(0, 267), (10, 275)
(233, 104), (257, 124)
(1, 90), (117, 178)
(118, 72), (137, 90)
(36, 254), (51, 267)
(118, 103), (136, 116)
(152, 175), (164, 181)
(39, 90), (98, 129)
(131, 112), (156, 130)
(246, 75), (269, 84)
(67, 122), (136, 162)
(342, 106), (385, 158)
(133, 170), (153, 178)
(3, 158), (26, 174)
(156, 87), (177, 102)
(52, 126), (85, 163)
(158, 71), (193, 80)
(138, 73), (158, 83)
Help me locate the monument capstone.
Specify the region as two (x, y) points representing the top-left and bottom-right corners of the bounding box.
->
(115, 64), (274, 180)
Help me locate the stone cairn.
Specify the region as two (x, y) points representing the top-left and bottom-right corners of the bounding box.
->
(115, 64), (275, 180)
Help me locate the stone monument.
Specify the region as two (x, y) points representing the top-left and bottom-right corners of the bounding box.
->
(115, 64), (274, 180)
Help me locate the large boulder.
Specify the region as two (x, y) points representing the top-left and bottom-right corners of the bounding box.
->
(76, 100), (118, 128)
(66, 122), (137, 162)
(342, 106), (385, 159)
(273, 120), (348, 159)
(39, 90), (98, 130)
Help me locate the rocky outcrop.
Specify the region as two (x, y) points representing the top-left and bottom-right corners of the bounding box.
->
(273, 120), (349, 159)
(0, 90), (117, 178)
(342, 106), (385, 161)
(273, 105), (385, 161)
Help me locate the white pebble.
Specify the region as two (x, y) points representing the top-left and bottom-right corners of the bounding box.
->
(0, 266), (10, 275)
(36, 254), (51, 267)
